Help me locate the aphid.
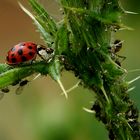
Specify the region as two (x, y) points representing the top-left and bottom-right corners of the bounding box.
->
(0, 87), (10, 100)
(6, 42), (54, 65)
(15, 80), (29, 95)
(113, 39), (123, 53)
(110, 39), (126, 66)
(0, 80), (30, 98)
(1, 87), (10, 93)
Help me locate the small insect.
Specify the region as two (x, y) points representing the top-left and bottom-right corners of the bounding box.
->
(6, 42), (54, 65)
(0, 80), (29, 99)
(113, 39), (124, 53)
(110, 39), (126, 66)
(16, 80), (29, 95)
(0, 87), (10, 100)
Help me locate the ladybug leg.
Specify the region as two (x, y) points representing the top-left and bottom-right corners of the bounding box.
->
(29, 59), (35, 65)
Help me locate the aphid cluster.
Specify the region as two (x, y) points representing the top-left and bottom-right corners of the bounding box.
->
(0, 79), (30, 99)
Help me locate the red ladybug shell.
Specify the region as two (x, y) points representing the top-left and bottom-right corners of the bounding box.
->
(6, 42), (37, 65)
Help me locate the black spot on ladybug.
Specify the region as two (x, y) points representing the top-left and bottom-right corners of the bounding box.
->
(11, 58), (17, 63)
(21, 56), (27, 62)
(11, 47), (16, 52)
(28, 52), (33, 56)
(18, 49), (23, 55)
(11, 54), (15, 57)
(28, 46), (32, 49)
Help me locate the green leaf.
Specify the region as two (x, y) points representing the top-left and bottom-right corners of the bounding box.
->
(0, 64), (12, 74)
(48, 58), (61, 81)
(55, 24), (69, 54)
(0, 61), (49, 89)
(19, 1), (57, 45)
(29, 0), (57, 33)
(48, 58), (68, 98)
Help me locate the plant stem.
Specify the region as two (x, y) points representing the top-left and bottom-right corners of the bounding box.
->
(59, 0), (140, 139)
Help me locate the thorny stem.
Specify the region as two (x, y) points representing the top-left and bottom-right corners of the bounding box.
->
(58, 0), (140, 140)
(0, 0), (139, 140)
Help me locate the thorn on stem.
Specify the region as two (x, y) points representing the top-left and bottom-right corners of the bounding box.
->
(57, 79), (68, 99)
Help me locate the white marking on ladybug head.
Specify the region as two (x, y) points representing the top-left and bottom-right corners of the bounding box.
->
(37, 44), (54, 61)
(38, 49), (48, 57)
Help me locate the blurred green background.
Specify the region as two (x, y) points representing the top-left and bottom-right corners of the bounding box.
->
(0, 0), (139, 140)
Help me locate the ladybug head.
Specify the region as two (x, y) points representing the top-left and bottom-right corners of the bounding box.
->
(37, 45), (54, 61)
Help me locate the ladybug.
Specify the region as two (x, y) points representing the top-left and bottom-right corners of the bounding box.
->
(6, 42), (54, 65)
